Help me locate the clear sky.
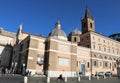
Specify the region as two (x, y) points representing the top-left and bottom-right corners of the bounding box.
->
(0, 0), (120, 37)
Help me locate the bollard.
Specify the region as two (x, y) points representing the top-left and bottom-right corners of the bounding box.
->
(97, 76), (99, 80)
(78, 76), (81, 81)
(47, 77), (50, 83)
(110, 75), (111, 78)
(64, 77), (67, 82)
(24, 76), (28, 83)
(89, 75), (91, 80)
(104, 76), (106, 79)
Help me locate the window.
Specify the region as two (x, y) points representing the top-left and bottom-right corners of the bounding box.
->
(108, 57), (112, 60)
(105, 56), (107, 59)
(93, 44), (95, 49)
(90, 23), (92, 28)
(100, 62), (102, 66)
(108, 48), (110, 52)
(99, 46), (101, 51)
(104, 47), (106, 51)
(110, 63), (112, 69)
(74, 37), (76, 42)
(86, 36), (89, 40)
(113, 58), (116, 61)
(87, 62), (90, 68)
(113, 49), (114, 53)
(94, 54), (97, 58)
(114, 63), (116, 68)
(83, 23), (86, 27)
(99, 55), (103, 59)
(103, 40), (105, 43)
(77, 61), (78, 67)
(94, 61), (97, 67)
(105, 62), (107, 67)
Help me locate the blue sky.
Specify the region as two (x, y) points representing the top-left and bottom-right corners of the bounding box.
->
(0, 0), (120, 37)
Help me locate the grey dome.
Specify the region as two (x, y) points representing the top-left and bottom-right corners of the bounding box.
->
(49, 21), (67, 41)
(49, 28), (67, 37)
(71, 28), (81, 35)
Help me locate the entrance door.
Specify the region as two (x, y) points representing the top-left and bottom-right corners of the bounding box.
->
(81, 63), (85, 75)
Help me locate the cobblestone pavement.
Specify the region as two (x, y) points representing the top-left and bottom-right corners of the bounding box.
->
(0, 74), (24, 83)
(0, 74), (120, 83)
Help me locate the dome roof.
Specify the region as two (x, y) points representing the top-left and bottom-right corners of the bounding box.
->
(49, 28), (67, 37)
(49, 21), (67, 41)
(71, 28), (81, 35)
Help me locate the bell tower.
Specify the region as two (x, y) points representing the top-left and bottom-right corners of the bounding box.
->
(81, 6), (95, 34)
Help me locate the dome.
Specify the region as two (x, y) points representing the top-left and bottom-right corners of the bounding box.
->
(70, 28), (81, 35)
(49, 21), (67, 41)
(49, 29), (67, 37)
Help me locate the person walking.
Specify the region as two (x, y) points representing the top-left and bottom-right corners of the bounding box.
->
(57, 74), (64, 83)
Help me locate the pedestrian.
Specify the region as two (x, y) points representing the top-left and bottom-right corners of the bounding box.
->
(57, 74), (64, 83)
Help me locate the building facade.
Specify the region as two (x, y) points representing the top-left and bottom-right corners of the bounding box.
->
(0, 7), (120, 77)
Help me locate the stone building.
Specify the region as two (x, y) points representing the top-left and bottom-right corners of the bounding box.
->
(0, 28), (16, 69)
(0, 7), (120, 77)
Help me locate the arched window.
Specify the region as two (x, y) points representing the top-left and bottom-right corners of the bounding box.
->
(99, 55), (103, 59)
(94, 54), (97, 58)
(104, 56), (107, 59)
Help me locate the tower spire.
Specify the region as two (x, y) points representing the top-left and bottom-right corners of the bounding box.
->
(84, 5), (91, 18)
(81, 6), (95, 34)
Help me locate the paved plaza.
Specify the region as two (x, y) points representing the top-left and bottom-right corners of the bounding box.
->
(0, 74), (120, 83)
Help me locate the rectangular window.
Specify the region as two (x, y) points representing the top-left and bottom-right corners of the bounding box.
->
(113, 49), (114, 53)
(110, 63), (112, 69)
(87, 62), (90, 68)
(100, 62), (102, 66)
(84, 23), (86, 27)
(108, 48), (110, 52)
(86, 36), (89, 41)
(114, 63), (116, 68)
(99, 46), (101, 51)
(90, 23), (92, 28)
(103, 40), (105, 43)
(104, 47), (106, 51)
(94, 61), (97, 67)
(74, 37), (76, 42)
(105, 62), (107, 67)
(77, 61), (78, 67)
(93, 45), (95, 49)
